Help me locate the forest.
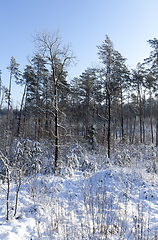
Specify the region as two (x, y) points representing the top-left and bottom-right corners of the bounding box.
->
(1, 33), (158, 160)
(1, 31), (158, 239)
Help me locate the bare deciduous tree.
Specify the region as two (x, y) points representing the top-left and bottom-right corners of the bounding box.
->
(33, 30), (76, 173)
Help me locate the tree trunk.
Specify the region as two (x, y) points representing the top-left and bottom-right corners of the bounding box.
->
(139, 94), (142, 143)
(127, 96), (130, 143)
(86, 93), (90, 137)
(140, 114), (142, 143)
(150, 91), (154, 143)
(132, 115), (136, 144)
(5, 73), (12, 155)
(102, 93), (108, 144)
(129, 117), (132, 144)
(6, 166), (10, 221)
(107, 84), (111, 159)
(142, 92), (145, 143)
(54, 81), (58, 173)
(14, 177), (21, 217)
(120, 90), (124, 142)
(137, 84), (142, 143)
(17, 83), (27, 138)
(156, 114), (158, 146)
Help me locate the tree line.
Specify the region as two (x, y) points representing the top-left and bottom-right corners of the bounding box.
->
(1, 31), (158, 170)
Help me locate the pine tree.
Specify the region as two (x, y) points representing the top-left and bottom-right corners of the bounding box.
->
(144, 38), (158, 144)
(132, 63), (146, 143)
(112, 50), (130, 142)
(97, 35), (115, 158)
(78, 68), (98, 138)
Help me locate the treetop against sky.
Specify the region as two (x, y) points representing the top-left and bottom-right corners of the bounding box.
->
(0, 0), (158, 106)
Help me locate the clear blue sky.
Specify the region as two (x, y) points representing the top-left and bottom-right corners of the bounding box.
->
(1, 0), (158, 107)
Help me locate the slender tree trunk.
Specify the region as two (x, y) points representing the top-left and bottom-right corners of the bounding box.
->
(77, 107), (79, 137)
(142, 92), (145, 143)
(0, 71), (2, 124)
(102, 122), (106, 144)
(156, 113), (158, 146)
(93, 101), (96, 126)
(0, 151), (10, 221)
(0, 71), (1, 101)
(113, 114), (117, 140)
(129, 117), (132, 144)
(54, 80), (58, 173)
(17, 83), (27, 138)
(140, 114), (142, 143)
(107, 84), (111, 158)
(120, 90), (124, 142)
(102, 93), (108, 144)
(54, 102), (58, 171)
(86, 94), (90, 137)
(139, 98), (142, 143)
(14, 177), (21, 217)
(127, 96), (130, 143)
(6, 167), (10, 221)
(149, 90), (154, 143)
(142, 117), (145, 143)
(5, 73), (12, 155)
(0, 88), (4, 127)
(132, 115), (136, 144)
(45, 84), (49, 134)
(138, 84), (142, 143)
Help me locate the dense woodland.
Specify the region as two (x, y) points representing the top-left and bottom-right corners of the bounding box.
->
(1, 31), (158, 173)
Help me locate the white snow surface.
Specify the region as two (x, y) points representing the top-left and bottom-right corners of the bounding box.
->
(0, 146), (158, 239)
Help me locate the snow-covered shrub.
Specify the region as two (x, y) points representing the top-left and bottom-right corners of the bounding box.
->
(69, 143), (83, 156)
(59, 166), (74, 178)
(130, 145), (138, 158)
(56, 146), (80, 177)
(55, 157), (75, 178)
(56, 143), (98, 177)
(55, 146), (80, 177)
(66, 152), (79, 169)
(81, 155), (89, 171)
(86, 125), (98, 150)
(98, 153), (110, 169)
(146, 146), (157, 173)
(41, 156), (54, 174)
(37, 142), (54, 174)
(0, 157), (6, 178)
(80, 154), (97, 174)
(14, 139), (42, 176)
(115, 148), (131, 166)
(83, 170), (91, 177)
(104, 154), (110, 165)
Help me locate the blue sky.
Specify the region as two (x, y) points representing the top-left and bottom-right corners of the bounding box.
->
(1, 0), (158, 107)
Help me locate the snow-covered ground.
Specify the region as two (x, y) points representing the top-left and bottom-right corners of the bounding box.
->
(0, 143), (158, 239)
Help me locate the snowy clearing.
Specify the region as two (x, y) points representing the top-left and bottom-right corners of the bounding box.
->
(0, 144), (158, 239)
